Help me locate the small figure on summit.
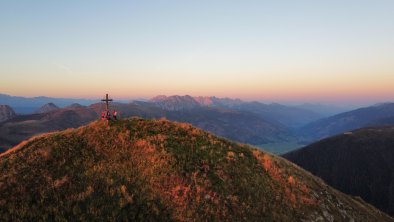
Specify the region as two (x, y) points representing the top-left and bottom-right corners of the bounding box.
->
(113, 110), (118, 120)
(106, 110), (111, 120)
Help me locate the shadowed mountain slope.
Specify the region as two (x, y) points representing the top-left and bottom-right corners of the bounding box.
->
(0, 119), (392, 221)
(300, 103), (394, 142)
(0, 107), (98, 149)
(164, 107), (291, 145)
(283, 126), (394, 216)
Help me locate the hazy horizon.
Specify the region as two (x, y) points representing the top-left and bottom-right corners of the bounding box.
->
(1, 1), (393, 106)
(1, 91), (390, 110)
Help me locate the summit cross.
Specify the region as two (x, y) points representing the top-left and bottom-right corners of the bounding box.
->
(101, 93), (113, 112)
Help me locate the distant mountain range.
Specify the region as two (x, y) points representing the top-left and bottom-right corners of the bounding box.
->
(0, 100), (294, 151)
(150, 95), (244, 110)
(150, 95), (202, 111)
(231, 102), (322, 128)
(0, 94), (327, 152)
(295, 103), (350, 117)
(283, 126), (394, 217)
(150, 95), (323, 128)
(1, 93), (393, 154)
(0, 93), (99, 114)
(1, 119), (391, 221)
(300, 103), (394, 142)
(0, 93), (328, 126)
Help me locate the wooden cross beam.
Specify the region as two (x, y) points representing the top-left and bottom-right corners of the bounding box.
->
(101, 93), (113, 112)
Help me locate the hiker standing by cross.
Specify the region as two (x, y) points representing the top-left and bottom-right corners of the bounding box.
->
(101, 93), (113, 120)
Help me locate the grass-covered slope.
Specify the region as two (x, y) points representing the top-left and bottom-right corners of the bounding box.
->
(0, 118), (392, 221)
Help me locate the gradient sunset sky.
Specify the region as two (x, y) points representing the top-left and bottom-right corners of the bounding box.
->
(1, 0), (393, 105)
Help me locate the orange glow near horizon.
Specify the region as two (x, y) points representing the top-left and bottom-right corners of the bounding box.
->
(2, 51), (393, 104)
(2, 69), (393, 105)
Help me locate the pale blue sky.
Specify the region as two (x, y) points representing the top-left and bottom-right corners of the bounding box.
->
(1, 0), (393, 105)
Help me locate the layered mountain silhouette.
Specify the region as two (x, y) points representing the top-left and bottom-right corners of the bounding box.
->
(0, 105), (16, 123)
(2, 94), (393, 154)
(0, 118), (391, 221)
(1, 93), (321, 128)
(150, 95), (322, 128)
(231, 102), (322, 128)
(295, 103), (348, 117)
(0, 101), (291, 152)
(283, 126), (394, 217)
(300, 103), (394, 142)
(0, 93), (98, 114)
(0, 106), (98, 150)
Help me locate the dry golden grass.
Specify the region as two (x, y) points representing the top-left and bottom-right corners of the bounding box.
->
(0, 118), (392, 222)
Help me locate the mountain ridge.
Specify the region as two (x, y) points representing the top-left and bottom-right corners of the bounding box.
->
(149, 95), (322, 127)
(0, 118), (392, 221)
(0, 93), (99, 114)
(283, 126), (394, 217)
(300, 103), (394, 142)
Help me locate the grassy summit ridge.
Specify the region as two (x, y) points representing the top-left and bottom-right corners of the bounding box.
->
(0, 118), (392, 221)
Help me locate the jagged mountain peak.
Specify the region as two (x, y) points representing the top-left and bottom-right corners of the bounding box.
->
(150, 95), (201, 111)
